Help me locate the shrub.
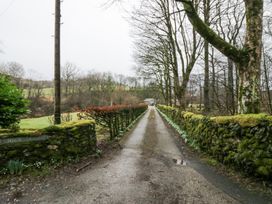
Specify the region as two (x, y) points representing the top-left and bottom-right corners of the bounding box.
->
(6, 160), (26, 175)
(0, 75), (28, 128)
(82, 104), (147, 139)
(157, 105), (272, 180)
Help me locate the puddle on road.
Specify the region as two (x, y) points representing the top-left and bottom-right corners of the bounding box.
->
(173, 158), (187, 166)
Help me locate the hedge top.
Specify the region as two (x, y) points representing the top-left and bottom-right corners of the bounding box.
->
(83, 104), (148, 114)
(157, 105), (272, 127)
(0, 120), (95, 139)
(211, 114), (271, 127)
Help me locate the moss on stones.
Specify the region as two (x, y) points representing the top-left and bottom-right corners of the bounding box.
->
(0, 120), (96, 171)
(157, 105), (272, 180)
(211, 113), (268, 127)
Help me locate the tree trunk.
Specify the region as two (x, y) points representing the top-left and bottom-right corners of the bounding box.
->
(203, 0), (210, 113)
(199, 84), (202, 111)
(210, 48), (216, 110)
(169, 76), (173, 106)
(263, 53), (272, 113)
(235, 63), (239, 113)
(163, 80), (168, 105)
(177, 0), (263, 114)
(204, 42), (210, 112)
(223, 69), (228, 113)
(237, 0), (263, 114)
(227, 59), (235, 114)
(179, 64), (195, 109)
(237, 65), (260, 113)
(54, 0), (61, 124)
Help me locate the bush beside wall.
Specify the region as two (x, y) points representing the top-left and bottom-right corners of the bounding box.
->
(157, 105), (272, 179)
(83, 104), (148, 139)
(0, 120), (96, 170)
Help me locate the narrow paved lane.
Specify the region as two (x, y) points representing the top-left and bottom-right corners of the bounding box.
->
(33, 107), (242, 204)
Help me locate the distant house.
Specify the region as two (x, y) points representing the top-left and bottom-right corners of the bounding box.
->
(144, 98), (156, 106)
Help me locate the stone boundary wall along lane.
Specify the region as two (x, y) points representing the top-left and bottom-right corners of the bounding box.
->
(0, 120), (96, 169)
(0, 135), (50, 145)
(157, 105), (272, 180)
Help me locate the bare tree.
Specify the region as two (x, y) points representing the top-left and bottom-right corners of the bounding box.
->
(176, 0), (264, 114)
(203, 0), (211, 113)
(0, 62), (25, 88)
(61, 62), (79, 97)
(133, 0), (202, 109)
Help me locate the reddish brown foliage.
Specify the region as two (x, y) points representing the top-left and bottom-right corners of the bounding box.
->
(80, 104), (148, 139)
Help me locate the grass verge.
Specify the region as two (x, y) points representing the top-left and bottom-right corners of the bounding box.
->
(20, 112), (79, 129)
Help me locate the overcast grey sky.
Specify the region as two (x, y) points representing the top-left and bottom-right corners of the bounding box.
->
(0, 0), (135, 80)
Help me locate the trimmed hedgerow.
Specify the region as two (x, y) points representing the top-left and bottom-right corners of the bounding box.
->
(157, 105), (272, 180)
(82, 104), (147, 140)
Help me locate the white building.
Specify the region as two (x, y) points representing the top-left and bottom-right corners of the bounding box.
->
(144, 98), (156, 106)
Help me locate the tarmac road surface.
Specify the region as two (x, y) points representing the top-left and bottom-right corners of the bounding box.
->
(13, 107), (272, 204)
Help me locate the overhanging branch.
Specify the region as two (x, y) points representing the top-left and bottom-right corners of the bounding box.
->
(175, 0), (246, 63)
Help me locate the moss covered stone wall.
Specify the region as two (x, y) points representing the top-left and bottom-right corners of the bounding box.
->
(0, 120), (96, 169)
(157, 105), (272, 180)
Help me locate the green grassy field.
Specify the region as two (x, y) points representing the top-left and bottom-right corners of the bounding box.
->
(23, 87), (53, 98)
(7, 112), (111, 142)
(20, 112), (79, 129)
(42, 88), (54, 97)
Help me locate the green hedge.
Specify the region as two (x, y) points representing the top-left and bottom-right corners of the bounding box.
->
(0, 120), (96, 170)
(157, 105), (272, 179)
